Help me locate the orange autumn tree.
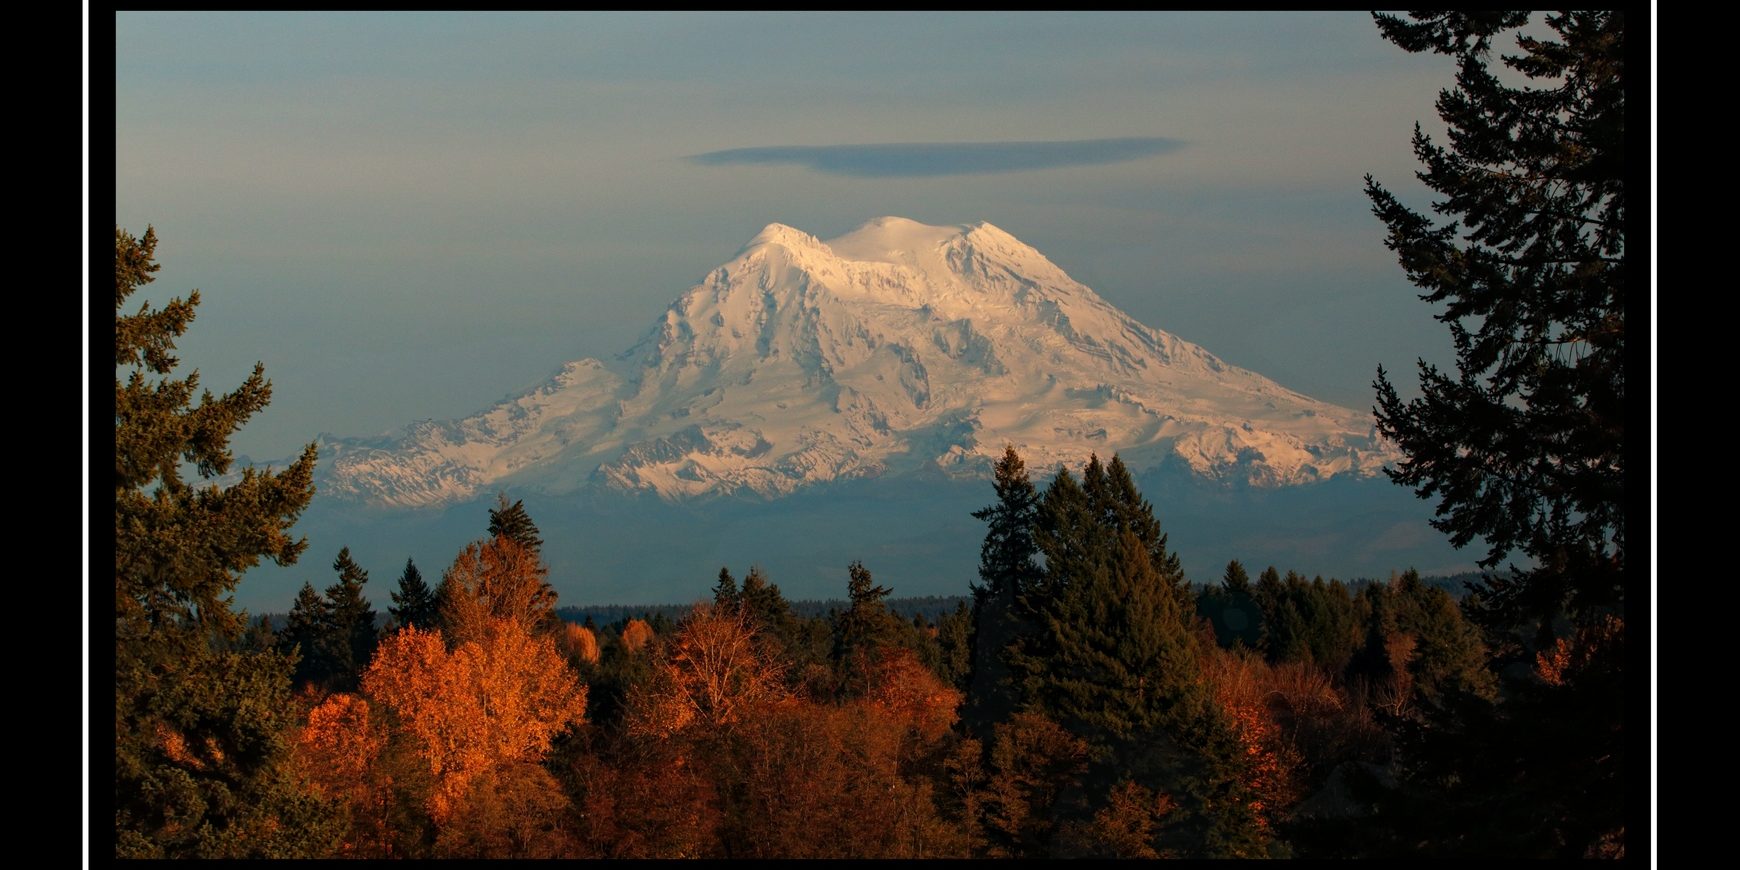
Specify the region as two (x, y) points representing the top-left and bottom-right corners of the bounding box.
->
(625, 604), (785, 740)
(295, 693), (395, 856)
(620, 618), (655, 654)
(437, 535), (558, 645)
(562, 622), (601, 666)
(363, 620), (588, 821)
(862, 646), (963, 746)
(1201, 648), (1307, 830)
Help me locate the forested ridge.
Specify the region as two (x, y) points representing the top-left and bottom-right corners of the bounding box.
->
(111, 10), (1635, 859)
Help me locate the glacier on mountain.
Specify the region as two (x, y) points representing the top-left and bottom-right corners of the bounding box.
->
(319, 217), (1395, 507)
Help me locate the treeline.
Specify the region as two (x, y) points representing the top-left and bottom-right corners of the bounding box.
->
(121, 447), (1617, 858)
(552, 593), (971, 631)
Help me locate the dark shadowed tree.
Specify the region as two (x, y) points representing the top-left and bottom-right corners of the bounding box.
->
(934, 600), (975, 692)
(1016, 458), (1269, 857)
(1198, 560), (1261, 650)
(280, 581), (332, 688)
(1345, 12), (1630, 858)
(322, 546), (379, 691)
(712, 567), (739, 613)
(1100, 455), (1191, 616)
(965, 446), (1040, 727)
(1364, 10), (1627, 635)
(832, 561), (901, 696)
(388, 557), (437, 630)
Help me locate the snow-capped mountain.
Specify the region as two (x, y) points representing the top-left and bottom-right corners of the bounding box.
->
(319, 217), (1394, 508)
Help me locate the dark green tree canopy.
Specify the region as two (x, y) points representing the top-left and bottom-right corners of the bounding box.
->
(114, 226), (334, 856)
(1364, 11), (1626, 626)
(966, 447), (1042, 725)
(833, 561), (899, 663)
(712, 566), (740, 612)
(279, 581), (331, 687)
(115, 226), (318, 641)
(320, 546), (378, 690)
(388, 556), (438, 630)
(971, 446), (1040, 602)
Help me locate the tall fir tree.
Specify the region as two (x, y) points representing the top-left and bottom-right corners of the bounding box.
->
(966, 446), (1040, 727)
(1343, 14), (1630, 857)
(1199, 560), (1261, 649)
(1008, 466), (1096, 707)
(1017, 457), (1268, 857)
(279, 581), (332, 687)
(388, 556), (438, 630)
(739, 566), (793, 635)
(1030, 530), (1201, 747)
(1364, 11), (1627, 635)
(321, 546), (378, 691)
(114, 226), (337, 857)
(712, 566), (740, 613)
(831, 561), (900, 695)
(1101, 455), (1191, 617)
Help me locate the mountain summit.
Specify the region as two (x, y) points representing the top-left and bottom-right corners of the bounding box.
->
(321, 218), (1394, 507)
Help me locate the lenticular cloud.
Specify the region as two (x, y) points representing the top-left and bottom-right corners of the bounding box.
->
(689, 137), (1184, 178)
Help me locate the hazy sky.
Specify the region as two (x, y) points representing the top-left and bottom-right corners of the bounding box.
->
(116, 11), (1461, 463)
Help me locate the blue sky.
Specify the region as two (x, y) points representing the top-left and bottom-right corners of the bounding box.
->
(116, 11), (1460, 463)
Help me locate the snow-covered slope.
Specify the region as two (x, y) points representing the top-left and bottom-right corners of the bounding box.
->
(320, 217), (1394, 507)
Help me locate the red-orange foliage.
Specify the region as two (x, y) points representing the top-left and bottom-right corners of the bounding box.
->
(624, 606), (784, 740)
(981, 711), (1091, 857)
(863, 646), (962, 744)
(620, 618), (654, 654)
(567, 743), (723, 858)
(1202, 650), (1312, 828)
(298, 693), (385, 795)
(363, 620), (588, 821)
(1536, 614), (1624, 687)
(439, 535), (557, 645)
(294, 693), (395, 856)
(433, 762), (576, 858)
(562, 622), (601, 666)
(1056, 780), (1179, 858)
(725, 697), (968, 858)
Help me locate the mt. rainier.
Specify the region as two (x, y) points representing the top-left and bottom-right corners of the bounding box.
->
(320, 217), (1394, 508)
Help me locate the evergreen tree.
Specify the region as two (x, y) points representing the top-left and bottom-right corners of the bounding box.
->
(1021, 463), (1269, 857)
(739, 565), (794, 638)
(832, 561), (900, 695)
(280, 581), (332, 687)
(1385, 570), (1497, 705)
(712, 566), (740, 613)
(114, 226), (336, 856)
(1364, 11), (1627, 634)
(388, 557), (438, 630)
(966, 446), (1040, 727)
(321, 546), (378, 691)
(1350, 15), (1628, 856)
(486, 493), (544, 556)
(1031, 529), (1201, 747)
(1008, 467), (1096, 707)
(1100, 455), (1190, 616)
(239, 613), (278, 654)
(1199, 560), (1260, 649)
(934, 600), (975, 692)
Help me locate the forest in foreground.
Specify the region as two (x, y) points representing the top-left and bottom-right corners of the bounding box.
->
(111, 10), (1633, 860)
(114, 444), (1628, 859)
